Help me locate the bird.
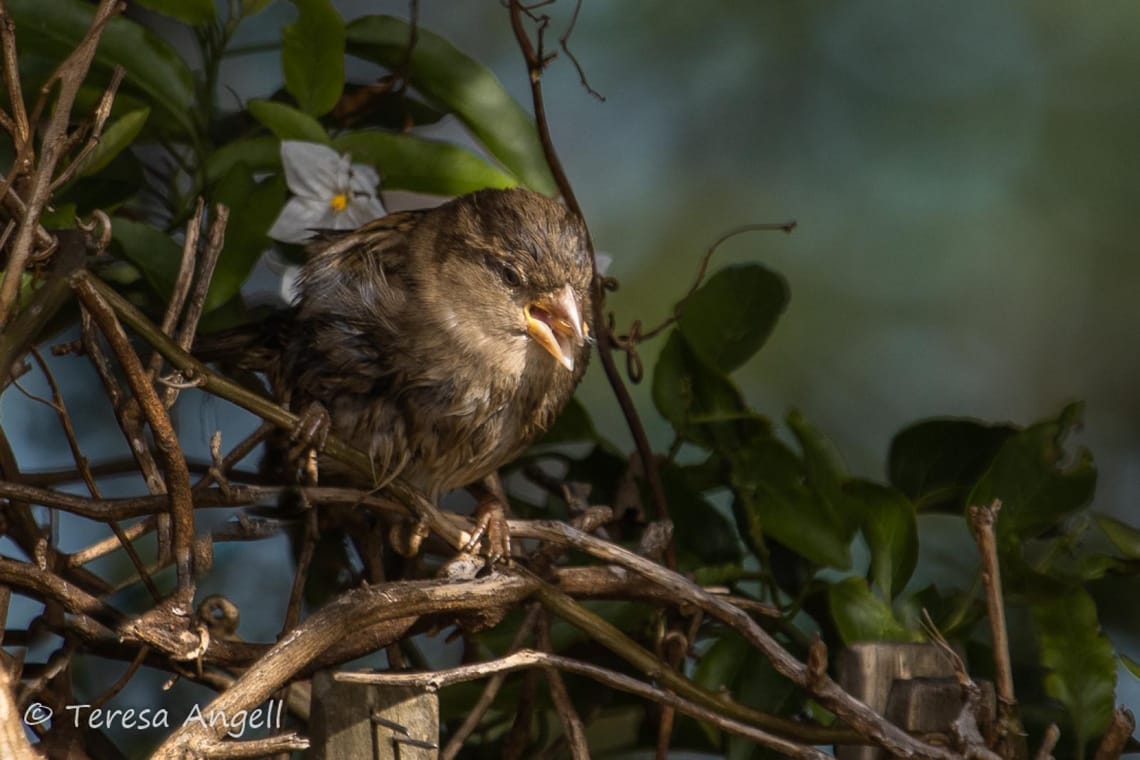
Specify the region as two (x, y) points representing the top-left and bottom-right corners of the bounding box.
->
(198, 187), (594, 563)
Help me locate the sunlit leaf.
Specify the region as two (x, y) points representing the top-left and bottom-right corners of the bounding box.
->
(77, 107), (149, 178)
(828, 577), (918, 644)
(282, 0), (345, 116)
(334, 131), (517, 195)
(346, 15), (555, 193)
(1031, 589), (1115, 748)
(677, 264), (789, 374)
(248, 99), (328, 143)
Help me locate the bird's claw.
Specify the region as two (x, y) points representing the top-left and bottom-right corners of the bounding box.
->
(462, 498), (511, 565)
(287, 401), (332, 462)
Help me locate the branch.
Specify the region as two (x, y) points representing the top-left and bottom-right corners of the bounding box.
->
(338, 649), (831, 759)
(0, 0), (122, 330)
(514, 521), (960, 758)
(149, 572), (541, 758)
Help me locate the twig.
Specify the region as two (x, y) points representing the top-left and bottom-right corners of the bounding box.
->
(558, 0), (604, 101)
(969, 498), (1025, 757)
(90, 646), (149, 710)
(150, 198), (205, 384)
(1033, 724), (1059, 760)
(74, 275), (197, 591)
(633, 222), (796, 343)
(173, 204), (228, 354)
(513, 521), (960, 757)
(197, 734), (309, 758)
(0, 0), (122, 331)
(440, 604), (542, 760)
(67, 518), (155, 567)
(0, 10), (30, 147)
(27, 348), (160, 601)
(47, 66), (124, 191)
(339, 649), (832, 759)
(1093, 708), (1135, 760)
(507, 0), (673, 566)
(537, 612), (588, 758)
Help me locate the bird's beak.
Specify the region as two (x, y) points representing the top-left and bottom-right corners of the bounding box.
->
(525, 284), (585, 372)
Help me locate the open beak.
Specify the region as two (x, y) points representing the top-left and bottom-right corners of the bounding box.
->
(525, 284), (586, 372)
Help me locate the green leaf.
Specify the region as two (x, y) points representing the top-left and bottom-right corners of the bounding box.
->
(1096, 514), (1140, 560)
(967, 403), (1096, 552)
(787, 409), (849, 529)
(677, 264), (789, 374)
(693, 633), (798, 753)
(208, 167), (287, 311)
(828, 577), (918, 644)
(1031, 590), (1116, 748)
(661, 462), (741, 567)
(346, 15), (555, 194)
(6, 0), (197, 138)
(282, 0), (345, 116)
(109, 219), (183, 300)
(132, 0), (214, 25)
(847, 480), (918, 599)
(889, 418), (1015, 512)
(78, 107), (149, 178)
(205, 137), (282, 186)
(730, 436), (853, 570)
(333, 131), (518, 196)
(247, 100), (328, 143)
(652, 329), (770, 451)
(60, 150), (144, 214)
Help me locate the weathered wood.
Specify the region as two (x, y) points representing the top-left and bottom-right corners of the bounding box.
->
(310, 670), (439, 759)
(835, 642), (960, 760)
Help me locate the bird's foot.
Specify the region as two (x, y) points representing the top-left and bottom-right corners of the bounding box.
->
(462, 497), (511, 565)
(389, 518), (431, 558)
(287, 401), (332, 463)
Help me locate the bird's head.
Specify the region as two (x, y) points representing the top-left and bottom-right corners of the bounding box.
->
(416, 189), (594, 378)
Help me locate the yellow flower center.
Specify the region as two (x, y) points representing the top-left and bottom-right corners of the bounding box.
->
(329, 193), (349, 213)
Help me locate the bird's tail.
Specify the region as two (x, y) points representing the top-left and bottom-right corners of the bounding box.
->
(193, 309), (292, 373)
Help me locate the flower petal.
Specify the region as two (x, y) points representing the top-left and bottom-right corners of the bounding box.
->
(268, 196), (334, 243)
(349, 162), (381, 195)
(280, 141), (344, 199)
(340, 195), (386, 228)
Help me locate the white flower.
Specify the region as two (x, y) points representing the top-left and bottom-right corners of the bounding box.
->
(267, 141), (385, 244)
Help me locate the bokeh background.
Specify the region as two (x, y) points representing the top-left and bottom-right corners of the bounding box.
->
(3, 0), (1137, 751)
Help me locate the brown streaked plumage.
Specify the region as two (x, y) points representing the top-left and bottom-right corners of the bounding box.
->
(200, 188), (593, 559)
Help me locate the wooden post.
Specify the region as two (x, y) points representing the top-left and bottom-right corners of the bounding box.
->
(309, 671), (439, 759)
(836, 642), (963, 760)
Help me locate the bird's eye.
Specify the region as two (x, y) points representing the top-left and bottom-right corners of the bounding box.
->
(499, 264), (522, 287)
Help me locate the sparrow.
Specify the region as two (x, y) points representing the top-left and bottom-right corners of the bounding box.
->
(199, 188), (594, 562)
